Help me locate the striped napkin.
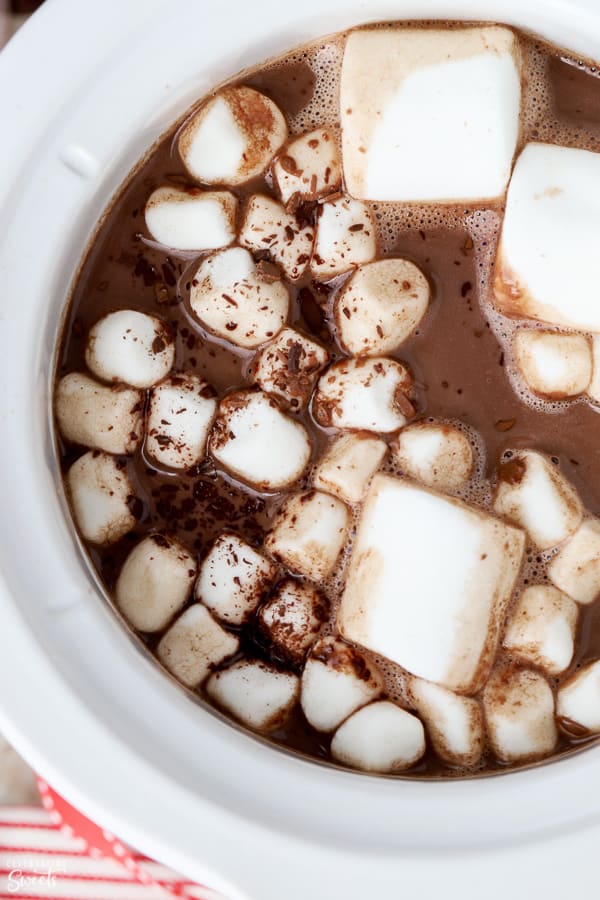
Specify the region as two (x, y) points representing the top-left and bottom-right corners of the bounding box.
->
(0, 782), (222, 899)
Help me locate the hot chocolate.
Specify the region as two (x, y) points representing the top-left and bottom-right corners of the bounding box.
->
(53, 22), (600, 776)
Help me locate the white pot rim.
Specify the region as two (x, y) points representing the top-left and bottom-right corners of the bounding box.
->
(2, 1), (600, 897)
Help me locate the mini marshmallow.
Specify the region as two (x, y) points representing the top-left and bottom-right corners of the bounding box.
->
(300, 636), (383, 732)
(495, 143), (600, 332)
(513, 330), (592, 399)
(209, 390), (311, 491)
(86, 310), (175, 388)
(178, 86), (287, 186)
(557, 660), (600, 734)
(503, 585), (578, 676)
(251, 326), (329, 410)
(313, 432), (388, 505)
(239, 194), (314, 281)
(311, 197), (376, 280)
(206, 659), (299, 733)
(331, 701), (426, 773)
(158, 604), (239, 688)
(483, 665), (557, 763)
(146, 374), (217, 470)
(195, 533), (276, 625)
(338, 474), (525, 693)
(272, 128), (341, 206)
(144, 186), (236, 252)
(257, 579), (329, 666)
(341, 27), (521, 201)
(391, 421), (474, 493)
(66, 451), (136, 546)
(189, 247), (289, 349)
(493, 450), (582, 550)
(313, 357), (414, 433)
(407, 676), (484, 767)
(335, 259), (430, 357)
(548, 519), (600, 604)
(265, 490), (349, 580)
(55, 372), (144, 455)
(115, 534), (196, 632)
(587, 336), (600, 404)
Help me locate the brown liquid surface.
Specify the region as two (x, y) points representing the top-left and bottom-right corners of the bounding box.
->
(55, 23), (600, 777)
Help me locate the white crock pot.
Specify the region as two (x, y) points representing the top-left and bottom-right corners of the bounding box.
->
(1, 1), (600, 897)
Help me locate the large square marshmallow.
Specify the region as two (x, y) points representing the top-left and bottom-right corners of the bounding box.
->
(340, 27), (521, 202)
(338, 474), (525, 693)
(495, 143), (600, 332)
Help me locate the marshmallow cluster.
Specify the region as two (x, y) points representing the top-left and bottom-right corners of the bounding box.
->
(334, 259), (430, 356)
(190, 247), (289, 349)
(313, 357), (414, 433)
(179, 86), (287, 186)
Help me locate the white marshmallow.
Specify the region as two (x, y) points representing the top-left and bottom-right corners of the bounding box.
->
(391, 421), (474, 493)
(189, 247), (289, 349)
(338, 474), (525, 693)
(493, 450), (582, 550)
(300, 636), (383, 732)
(313, 432), (388, 505)
(483, 666), (557, 763)
(55, 372), (144, 455)
(513, 330), (592, 399)
(341, 27), (521, 202)
(239, 194), (314, 281)
(66, 451), (136, 546)
(311, 197), (376, 280)
(495, 143), (600, 331)
(195, 533), (276, 625)
(257, 579), (329, 665)
(406, 677), (484, 767)
(251, 326), (329, 410)
(115, 534), (196, 632)
(206, 659), (299, 733)
(313, 357), (414, 433)
(265, 490), (349, 580)
(86, 310), (175, 388)
(178, 86), (287, 186)
(146, 374), (217, 470)
(334, 258), (430, 356)
(209, 390), (311, 491)
(503, 585), (578, 676)
(548, 518), (600, 605)
(331, 701), (426, 773)
(158, 604), (239, 688)
(144, 186), (236, 252)
(587, 336), (600, 404)
(557, 660), (600, 734)
(272, 128), (341, 205)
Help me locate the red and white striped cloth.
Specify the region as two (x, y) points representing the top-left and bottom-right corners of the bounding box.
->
(0, 781), (222, 899)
